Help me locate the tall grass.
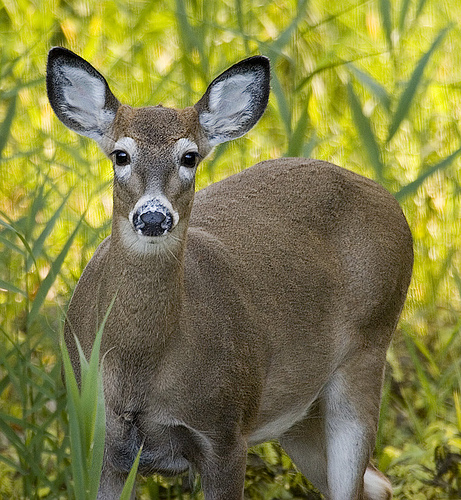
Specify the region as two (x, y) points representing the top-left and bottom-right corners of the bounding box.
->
(1, 0), (461, 498)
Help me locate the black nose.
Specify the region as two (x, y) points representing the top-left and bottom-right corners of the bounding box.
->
(133, 208), (173, 236)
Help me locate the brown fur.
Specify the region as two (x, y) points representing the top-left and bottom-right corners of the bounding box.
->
(48, 48), (413, 500)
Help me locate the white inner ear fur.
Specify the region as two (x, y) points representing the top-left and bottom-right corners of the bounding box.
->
(59, 66), (115, 140)
(199, 73), (257, 146)
(112, 137), (137, 181)
(174, 138), (199, 182)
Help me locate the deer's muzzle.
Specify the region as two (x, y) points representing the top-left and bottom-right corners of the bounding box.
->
(132, 202), (174, 237)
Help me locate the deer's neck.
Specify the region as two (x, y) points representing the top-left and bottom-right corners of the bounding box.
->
(102, 217), (187, 350)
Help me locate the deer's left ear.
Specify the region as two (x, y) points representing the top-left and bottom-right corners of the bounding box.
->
(194, 56), (270, 147)
(46, 47), (120, 142)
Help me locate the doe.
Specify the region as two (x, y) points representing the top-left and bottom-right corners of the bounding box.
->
(47, 47), (413, 500)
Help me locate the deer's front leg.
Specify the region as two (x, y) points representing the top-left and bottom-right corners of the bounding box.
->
(198, 437), (248, 500)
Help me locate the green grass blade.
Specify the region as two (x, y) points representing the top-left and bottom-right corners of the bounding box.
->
(175, 0), (207, 80)
(0, 95), (17, 158)
(24, 182), (49, 240)
(61, 331), (87, 500)
(1, 77), (44, 100)
(0, 453), (25, 474)
(80, 296), (115, 408)
(0, 233), (26, 256)
(395, 145), (461, 201)
(269, 0), (309, 53)
(0, 214), (37, 264)
(82, 299), (115, 498)
(302, 133), (318, 158)
(267, 63), (292, 135)
(347, 81), (384, 181)
(348, 64), (391, 112)
(398, 0), (412, 34)
(403, 329), (438, 419)
(0, 279), (26, 296)
(27, 212), (86, 328)
(286, 100), (310, 157)
(235, 0), (249, 54)
(0, 416), (27, 454)
(88, 372), (106, 500)
(119, 446), (142, 500)
(26, 190), (73, 271)
(378, 0), (393, 50)
(416, 0), (429, 18)
(386, 26), (451, 143)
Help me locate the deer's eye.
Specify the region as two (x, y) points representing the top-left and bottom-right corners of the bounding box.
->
(112, 150), (130, 166)
(181, 151), (199, 168)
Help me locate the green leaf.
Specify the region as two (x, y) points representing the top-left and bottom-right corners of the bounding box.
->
(119, 446), (142, 500)
(0, 279), (26, 297)
(386, 26), (451, 143)
(268, 65), (292, 135)
(403, 329), (439, 419)
(398, 0), (412, 34)
(395, 145), (461, 201)
(269, 0), (310, 53)
(27, 212), (86, 328)
(348, 64), (391, 112)
(286, 100), (310, 157)
(61, 331), (87, 500)
(26, 190), (73, 271)
(83, 300), (115, 499)
(378, 0), (393, 50)
(0, 95), (17, 158)
(347, 81), (384, 181)
(175, 0), (207, 79)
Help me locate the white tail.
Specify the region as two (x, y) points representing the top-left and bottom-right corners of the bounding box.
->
(47, 47), (413, 500)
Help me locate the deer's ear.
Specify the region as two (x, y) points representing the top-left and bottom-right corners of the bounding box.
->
(194, 56), (270, 147)
(46, 47), (120, 142)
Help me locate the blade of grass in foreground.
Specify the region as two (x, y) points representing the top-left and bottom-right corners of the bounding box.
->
(61, 331), (87, 499)
(62, 295), (140, 499)
(119, 446), (142, 500)
(61, 301), (109, 499)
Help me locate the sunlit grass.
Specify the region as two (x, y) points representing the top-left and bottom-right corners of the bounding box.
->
(1, 0), (461, 498)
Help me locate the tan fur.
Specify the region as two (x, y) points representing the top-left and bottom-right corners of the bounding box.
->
(48, 49), (413, 500)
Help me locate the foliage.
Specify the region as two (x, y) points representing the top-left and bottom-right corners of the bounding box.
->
(1, 0), (461, 498)
(60, 309), (107, 499)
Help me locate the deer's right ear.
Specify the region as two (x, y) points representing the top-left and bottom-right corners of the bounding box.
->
(46, 47), (120, 142)
(194, 56), (270, 147)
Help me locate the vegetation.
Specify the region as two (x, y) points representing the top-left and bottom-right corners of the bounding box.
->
(1, 0), (461, 497)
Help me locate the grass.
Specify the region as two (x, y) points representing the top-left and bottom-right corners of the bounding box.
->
(1, 0), (461, 498)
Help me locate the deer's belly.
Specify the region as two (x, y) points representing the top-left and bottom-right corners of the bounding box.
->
(108, 420), (193, 476)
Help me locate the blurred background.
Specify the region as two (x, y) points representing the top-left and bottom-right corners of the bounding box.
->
(1, 0), (461, 498)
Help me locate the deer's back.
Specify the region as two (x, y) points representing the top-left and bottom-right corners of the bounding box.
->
(181, 158), (413, 437)
(187, 157), (413, 344)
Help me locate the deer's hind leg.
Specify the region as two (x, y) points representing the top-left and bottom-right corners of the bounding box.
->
(279, 400), (329, 495)
(280, 350), (392, 500)
(323, 347), (392, 500)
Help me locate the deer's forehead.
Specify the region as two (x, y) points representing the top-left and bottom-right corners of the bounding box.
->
(112, 105), (199, 147)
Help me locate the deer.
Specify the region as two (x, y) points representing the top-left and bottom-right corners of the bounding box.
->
(46, 46), (413, 500)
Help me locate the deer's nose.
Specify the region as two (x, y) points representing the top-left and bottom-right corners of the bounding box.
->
(133, 206), (173, 236)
